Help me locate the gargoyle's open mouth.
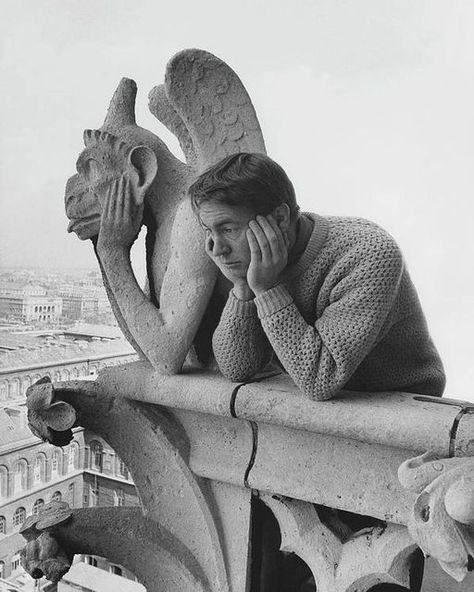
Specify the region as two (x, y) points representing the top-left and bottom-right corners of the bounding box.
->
(67, 214), (100, 233)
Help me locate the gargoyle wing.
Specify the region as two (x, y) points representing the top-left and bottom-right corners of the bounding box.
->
(149, 83), (198, 168)
(149, 48), (267, 171)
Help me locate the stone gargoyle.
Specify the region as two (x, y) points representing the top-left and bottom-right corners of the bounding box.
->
(20, 501), (73, 583)
(398, 450), (474, 582)
(64, 48), (267, 374)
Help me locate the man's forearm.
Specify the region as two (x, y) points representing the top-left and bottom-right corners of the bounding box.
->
(212, 290), (272, 381)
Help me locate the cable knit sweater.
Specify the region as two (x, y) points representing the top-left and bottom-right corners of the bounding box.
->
(212, 213), (446, 400)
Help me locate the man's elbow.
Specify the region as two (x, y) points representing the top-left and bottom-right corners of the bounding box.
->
(218, 363), (255, 383)
(308, 388), (337, 402)
(302, 376), (340, 401)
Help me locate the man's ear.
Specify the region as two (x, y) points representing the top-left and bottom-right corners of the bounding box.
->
(127, 146), (158, 205)
(273, 204), (291, 231)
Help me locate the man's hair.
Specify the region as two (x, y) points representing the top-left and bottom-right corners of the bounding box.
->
(189, 152), (299, 219)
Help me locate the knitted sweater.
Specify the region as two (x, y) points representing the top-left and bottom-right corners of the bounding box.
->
(212, 213), (446, 400)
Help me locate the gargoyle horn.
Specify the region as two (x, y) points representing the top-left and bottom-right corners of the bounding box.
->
(102, 77), (137, 129)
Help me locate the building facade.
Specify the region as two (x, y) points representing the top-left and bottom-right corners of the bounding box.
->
(0, 351), (136, 402)
(0, 417), (139, 582)
(0, 295), (62, 325)
(0, 327), (140, 587)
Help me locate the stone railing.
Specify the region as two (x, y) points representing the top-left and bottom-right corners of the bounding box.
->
(19, 362), (474, 591)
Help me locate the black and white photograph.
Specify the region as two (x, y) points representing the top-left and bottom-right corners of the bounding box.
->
(0, 2), (473, 591)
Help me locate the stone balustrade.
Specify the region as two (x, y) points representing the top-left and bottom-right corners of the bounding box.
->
(18, 362), (474, 591)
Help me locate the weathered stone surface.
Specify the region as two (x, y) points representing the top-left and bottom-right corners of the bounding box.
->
(174, 408), (255, 486)
(97, 360), (236, 417)
(24, 363), (474, 590)
(233, 373), (468, 456)
(20, 501), (74, 582)
(24, 507), (212, 591)
(25, 374), (254, 591)
(453, 408), (474, 457)
(26, 376), (76, 445)
(248, 422), (416, 524)
(261, 494), (418, 592)
(21, 532), (72, 583)
(399, 452), (474, 582)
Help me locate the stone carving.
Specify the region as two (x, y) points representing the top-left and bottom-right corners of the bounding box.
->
(20, 504), (215, 591)
(26, 376), (76, 445)
(65, 49), (266, 373)
(261, 494), (419, 592)
(20, 501), (73, 582)
(24, 375), (252, 592)
(398, 451), (474, 582)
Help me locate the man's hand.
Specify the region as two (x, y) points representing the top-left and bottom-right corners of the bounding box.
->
(97, 174), (143, 256)
(246, 214), (289, 296)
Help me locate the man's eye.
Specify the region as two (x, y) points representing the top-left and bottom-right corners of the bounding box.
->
(223, 228), (239, 238)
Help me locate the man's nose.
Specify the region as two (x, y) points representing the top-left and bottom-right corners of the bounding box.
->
(212, 236), (231, 257)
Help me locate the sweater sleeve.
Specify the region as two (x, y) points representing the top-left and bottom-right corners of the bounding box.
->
(212, 290), (273, 381)
(254, 239), (404, 400)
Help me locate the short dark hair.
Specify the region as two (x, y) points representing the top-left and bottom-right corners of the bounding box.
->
(189, 152), (299, 218)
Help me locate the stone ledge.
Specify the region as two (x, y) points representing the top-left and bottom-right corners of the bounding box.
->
(95, 361), (474, 458)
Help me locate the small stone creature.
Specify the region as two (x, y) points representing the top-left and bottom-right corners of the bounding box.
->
(65, 49), (266, 373)
(398, 450), (474, 581)
(26, 376), (76, 445)
(20, 501), (73, 582)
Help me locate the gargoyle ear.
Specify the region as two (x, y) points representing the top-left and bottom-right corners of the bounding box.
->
(127, 146), (158, 205)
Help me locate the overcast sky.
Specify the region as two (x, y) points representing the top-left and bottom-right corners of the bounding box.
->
(1, 0), (473, 398)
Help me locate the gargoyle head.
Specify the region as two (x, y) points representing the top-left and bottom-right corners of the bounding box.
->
(20, 501), (73, 583)
(21, 532), (71, 582)
(26, 376), (76, 446)
(65, 78), (158, 240)
(399, 452), (474, 581)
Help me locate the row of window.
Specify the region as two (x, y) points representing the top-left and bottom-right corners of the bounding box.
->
(0, 490), (65, 535)
(0, 444), (80, 498)
(0, 366), (96, 400)
(33, 305), (56, 313)
(0, 443), (130, 502)
(0, 485), (125, 537)
(84, 556), (123, 576)
(84, 484), (125, 508)
(88, 441), (129, 479)
(37, 314), (52, 321)
(0, 358), (131, 401)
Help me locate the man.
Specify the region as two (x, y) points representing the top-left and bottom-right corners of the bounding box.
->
(189, 152), (446, 400)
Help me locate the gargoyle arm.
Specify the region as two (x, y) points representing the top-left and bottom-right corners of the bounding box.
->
(93, 238), (148, 361)
(99, 199), (217, 374)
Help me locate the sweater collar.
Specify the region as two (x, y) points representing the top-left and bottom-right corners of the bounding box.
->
(283, 212), (328, 281)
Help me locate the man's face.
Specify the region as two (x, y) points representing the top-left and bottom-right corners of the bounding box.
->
(198, 200), (255, 281)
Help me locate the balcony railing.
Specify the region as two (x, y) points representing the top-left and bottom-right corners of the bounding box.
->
(18, 361), (474, 591)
